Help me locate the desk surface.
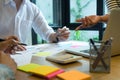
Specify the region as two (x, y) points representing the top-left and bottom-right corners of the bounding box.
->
(15, 55), (120, 80)
(13, 41), (120, 80)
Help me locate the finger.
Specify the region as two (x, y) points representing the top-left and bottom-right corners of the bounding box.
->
(80, 18), (88, 28)
(13, 45), (26, 51)
(87, 17), (94, 25)
(58, 30), (70, 37)
(57, 27), (69, 36)
(16, 45), (26, 51)
(61, 26), (69, 33)
(75, 25), (84, 30)
(85, 16), (90, 26)
(76, 19), (82, 22)
(6, 36), (19, 41)
(4, 46), (14, 54)
(84, 16), (91, 27)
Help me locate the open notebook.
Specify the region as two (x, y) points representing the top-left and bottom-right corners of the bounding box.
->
(65, 8), (120, 57)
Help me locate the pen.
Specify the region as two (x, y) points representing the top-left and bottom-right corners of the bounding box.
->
(0, 38), (27, 46)
(18, 43), (27, 46)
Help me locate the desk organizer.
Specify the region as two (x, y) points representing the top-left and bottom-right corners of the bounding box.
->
(89, 38), (112, 73)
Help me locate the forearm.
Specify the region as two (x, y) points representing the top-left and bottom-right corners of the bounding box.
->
(99, 14), (109, 23)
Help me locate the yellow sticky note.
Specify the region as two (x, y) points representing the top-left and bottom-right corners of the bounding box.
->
(29, 65), (60, 76)
(57, 70), (91, 80)
(17, 63), (40, 72)
(34, 52), (51, 56)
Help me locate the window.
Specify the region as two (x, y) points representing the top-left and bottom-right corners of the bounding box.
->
(69, 0), (98, 42)
(31, 0), (105, 44)
(36, 0), (53, 24)
(70, 0), (96, 23)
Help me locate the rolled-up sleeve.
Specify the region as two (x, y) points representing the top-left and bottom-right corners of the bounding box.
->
(32, 5), (54, 42)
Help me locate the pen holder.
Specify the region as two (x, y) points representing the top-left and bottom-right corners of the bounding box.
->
(89, 40), (111, 73)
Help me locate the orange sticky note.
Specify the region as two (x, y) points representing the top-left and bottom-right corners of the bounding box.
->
(57, 70), (91, 80)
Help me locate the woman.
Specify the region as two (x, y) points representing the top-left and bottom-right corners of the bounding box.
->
(0, 35), (26, 80)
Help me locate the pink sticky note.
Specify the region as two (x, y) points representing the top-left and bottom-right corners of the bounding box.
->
(46, 69), (64, 79)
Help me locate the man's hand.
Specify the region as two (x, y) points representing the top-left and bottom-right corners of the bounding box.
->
(56, 26), (70, 41)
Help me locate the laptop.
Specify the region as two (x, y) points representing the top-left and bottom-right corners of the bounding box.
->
(65, 8), (120, 57)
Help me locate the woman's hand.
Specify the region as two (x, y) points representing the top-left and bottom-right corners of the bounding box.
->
(75, 15), (101, 30)
(0, 36), (26, 54)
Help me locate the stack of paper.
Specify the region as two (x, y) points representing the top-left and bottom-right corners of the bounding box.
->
(17, 63), (64, 79)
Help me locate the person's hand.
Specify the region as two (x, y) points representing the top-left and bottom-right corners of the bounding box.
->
(75, 15), (101, 30)
(5, 36), (19, 41)
(56, 26), (70, 41)
(0, 39), (26, 54)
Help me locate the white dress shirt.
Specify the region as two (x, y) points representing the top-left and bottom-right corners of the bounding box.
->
(0, 0), (54, 45)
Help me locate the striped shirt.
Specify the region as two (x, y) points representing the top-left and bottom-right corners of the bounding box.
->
(105, 0), (120, 11)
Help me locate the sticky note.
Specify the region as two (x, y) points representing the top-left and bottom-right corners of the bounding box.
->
(46, 69), (64, 79)
(17, 63), (40, 72)
(29, 65), (60, 76)
(34, 52), (51, 56)
(57, 70), (91, 80)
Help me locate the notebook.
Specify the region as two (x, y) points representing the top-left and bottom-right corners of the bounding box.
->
(65, 8), (120, 57)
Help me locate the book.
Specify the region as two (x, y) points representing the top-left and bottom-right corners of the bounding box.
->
(57, 70), (91, 80)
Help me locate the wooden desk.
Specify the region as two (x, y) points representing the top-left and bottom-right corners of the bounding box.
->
(15, 55), (120, 80)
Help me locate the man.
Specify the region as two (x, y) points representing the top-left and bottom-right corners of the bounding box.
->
(75, 0), (120, 30)
(0, 0), (70, 45)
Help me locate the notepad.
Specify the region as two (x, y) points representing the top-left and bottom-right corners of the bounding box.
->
(17, 63), (64, 79)
(29, 65), (60, 76)
(57, 70), (91, 80)
(17, 63), (40, 72)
